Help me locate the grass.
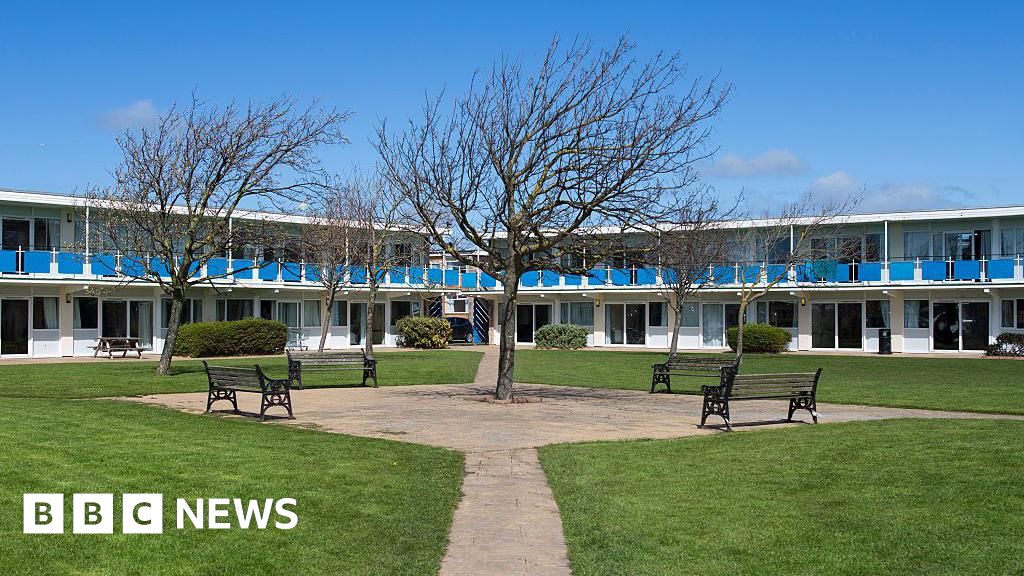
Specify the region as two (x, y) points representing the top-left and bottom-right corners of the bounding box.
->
(514, 349), (1024, 414)
(0, 398), (463, 576)
(1, 349), (483, 399)
(539, 419), (1024, 576)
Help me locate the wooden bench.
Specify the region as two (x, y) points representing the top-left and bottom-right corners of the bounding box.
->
(650, 355), (740, 393)
(700, 368), (823, 431)
(287, 349), (378, 389)
(90, 337), (144, 359)
(203, 361), (294, 420)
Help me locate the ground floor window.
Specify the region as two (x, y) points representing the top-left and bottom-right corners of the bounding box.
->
(559, 301), (594, 327)
(865, 300), (890, 329)
(904, 300), (929, 328)
(648, 302), (667, 328)
(33, 297), (59, 330)
(160, 298), (202, 328)
(679, 302), (699, 327)
(303, 300), (321, 327)
(74, 297), (98, 329)
(216, 299), (253, 321)
(391, 300), (421, 326)
(331, 299), (348, 326)
(1001, 299), (1024, 329)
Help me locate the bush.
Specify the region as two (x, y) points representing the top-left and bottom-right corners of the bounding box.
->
(726, 323), (792, 354)
(396, 316), (451, 349)
(174, 318), (288, 357)
(534, 324), (589, 350)
(986, 332), (1024, 357)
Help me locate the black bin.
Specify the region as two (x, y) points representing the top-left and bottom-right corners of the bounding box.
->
(878, 328), (892, 355)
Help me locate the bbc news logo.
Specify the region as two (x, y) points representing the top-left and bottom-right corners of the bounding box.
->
(24, 494), (298, 534)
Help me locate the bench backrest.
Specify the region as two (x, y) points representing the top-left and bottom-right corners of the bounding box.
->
(722, 368), (822, 400)
(664, 355), (739, 373)
(287, 348), (366, 365)
(203, 361), (268, 391)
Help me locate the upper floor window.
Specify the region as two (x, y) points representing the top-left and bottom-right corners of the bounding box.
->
(903, 232), (930, 259)
(1001, 227), (1024, 256)
(33, 218), (61, 251)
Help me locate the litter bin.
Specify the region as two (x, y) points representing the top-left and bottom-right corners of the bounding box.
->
(878, 328), (892, 355)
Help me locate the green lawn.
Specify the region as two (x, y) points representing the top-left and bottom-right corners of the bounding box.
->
(514, 349), (1024, 414)
(540, 419), (1024, 576)
(1, 398), (463, 576)
(3, 350), (483, 399)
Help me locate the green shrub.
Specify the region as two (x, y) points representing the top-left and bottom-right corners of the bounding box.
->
(986, 332), (1024, 357)
(726, 323), (792, 354)
(396, 316), (451, 349)
(534, 324), (589, 350)
(174, 318), (288, 357)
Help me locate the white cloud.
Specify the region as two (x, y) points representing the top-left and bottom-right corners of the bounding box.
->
(707, 149), (805, 178)
(807, 170), (975, 213)
(101, 100), (159, 130)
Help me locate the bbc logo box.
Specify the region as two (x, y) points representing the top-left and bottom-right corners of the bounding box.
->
(24, 493), (163, 534)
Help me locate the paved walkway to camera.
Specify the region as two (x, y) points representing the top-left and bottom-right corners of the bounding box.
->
(127, 347), (1024, 576)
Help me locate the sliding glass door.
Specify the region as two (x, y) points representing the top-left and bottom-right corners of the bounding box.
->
(933, 301), (990, 351)
(932, 302), (959, 351)
(517, 304), (552, 343)
(605, 303), (646, 345)
(101, 300), (154, 348)
(837, 303), (862, 349)
(811, 303), (836, 349)
(0, 299), (29, 355)
(961, 302), (989, 351)
(701, 304), (724, 348)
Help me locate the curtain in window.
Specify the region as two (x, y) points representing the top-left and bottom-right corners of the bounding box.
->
(33, 297), (58, 329)
(304, 300), (321, 327)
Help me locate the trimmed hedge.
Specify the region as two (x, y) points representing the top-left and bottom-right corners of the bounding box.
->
(396, 316), (451, 349)
(535, 324), (589, 350)
(727, 323), (792, 354)
(986, 332), (1024, 357)
(174, 318), (288, 357)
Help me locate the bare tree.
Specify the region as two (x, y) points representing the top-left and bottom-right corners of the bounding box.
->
(729, 191), (861, 363)
(344, 174), (418, 358)
(653, 188), (737, 355)
(377, 37), (729, 399)
(87, 96), (348, 374)
(300, 187), (359, 352)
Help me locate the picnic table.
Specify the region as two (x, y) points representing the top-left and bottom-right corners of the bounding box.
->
(91, 337), (145, 359)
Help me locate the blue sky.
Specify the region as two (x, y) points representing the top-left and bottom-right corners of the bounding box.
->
(1, 1), (1020, 212)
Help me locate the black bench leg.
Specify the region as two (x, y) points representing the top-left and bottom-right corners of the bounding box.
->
(650, 372), (670, 394)
(364, 368), (378, 388)
(789, 397), (818, 424)
(701, 397), (731, 431)
(206, 389), (238, 413)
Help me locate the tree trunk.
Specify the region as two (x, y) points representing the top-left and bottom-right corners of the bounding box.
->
(735, 298), (749, 368)
(365, 277), (378, 358)
(318, 294), (334, 353)
(157, 292), (184, 375)
(669, 298), (683, 356)
(495, 278), (519, 400)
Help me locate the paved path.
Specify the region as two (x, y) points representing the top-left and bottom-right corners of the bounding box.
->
(126, 346), (1023, 576)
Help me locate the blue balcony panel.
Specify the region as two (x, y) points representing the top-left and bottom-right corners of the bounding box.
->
(713, 266), (735, 285)
(587, 268), (607, 285)
(834, 263), (850, 283)
(121, 256), (146, 278)
(59, 252), (85, 275)
(232, 259), (255, 279)
(207, 257), (229, 277)
(461, 272), (478, 289)
(92, 254), (117, 276)
(305, 265), (323, 283)
(350, 266), (367, 284)
(921, 261), (946, 281)
(444, 269), (460, 287)
(859, 262), (882, 282)
(424, 267), (441, 285)
(0, 251), (17, 273)
(661, 268), (678, 284)
(24, 251), (52, 273)
(480, 273), (497, 288)
(988, 259), (1015, 279)
(258, 261), (280, 281)
(407, 266), (424, 284)
(281, 262), (302, 282)
(742, 265), (761, 284)
(188, 261), (201, 279)
(889, 261), (915, 281)
(953, 260), (981, 280)
(765, 264), (788, 284)
(564, 273), (582, 286)
(795, 262), (816, 282)
(541, 270), (560, 287)
(610, 268), (630, 286)
(811, 260), (838, 282)
(636, 268), (658, 285)
(149, 257), (170, 278)
(521, 271), (539, 287)
(389, 268), (406, 284)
